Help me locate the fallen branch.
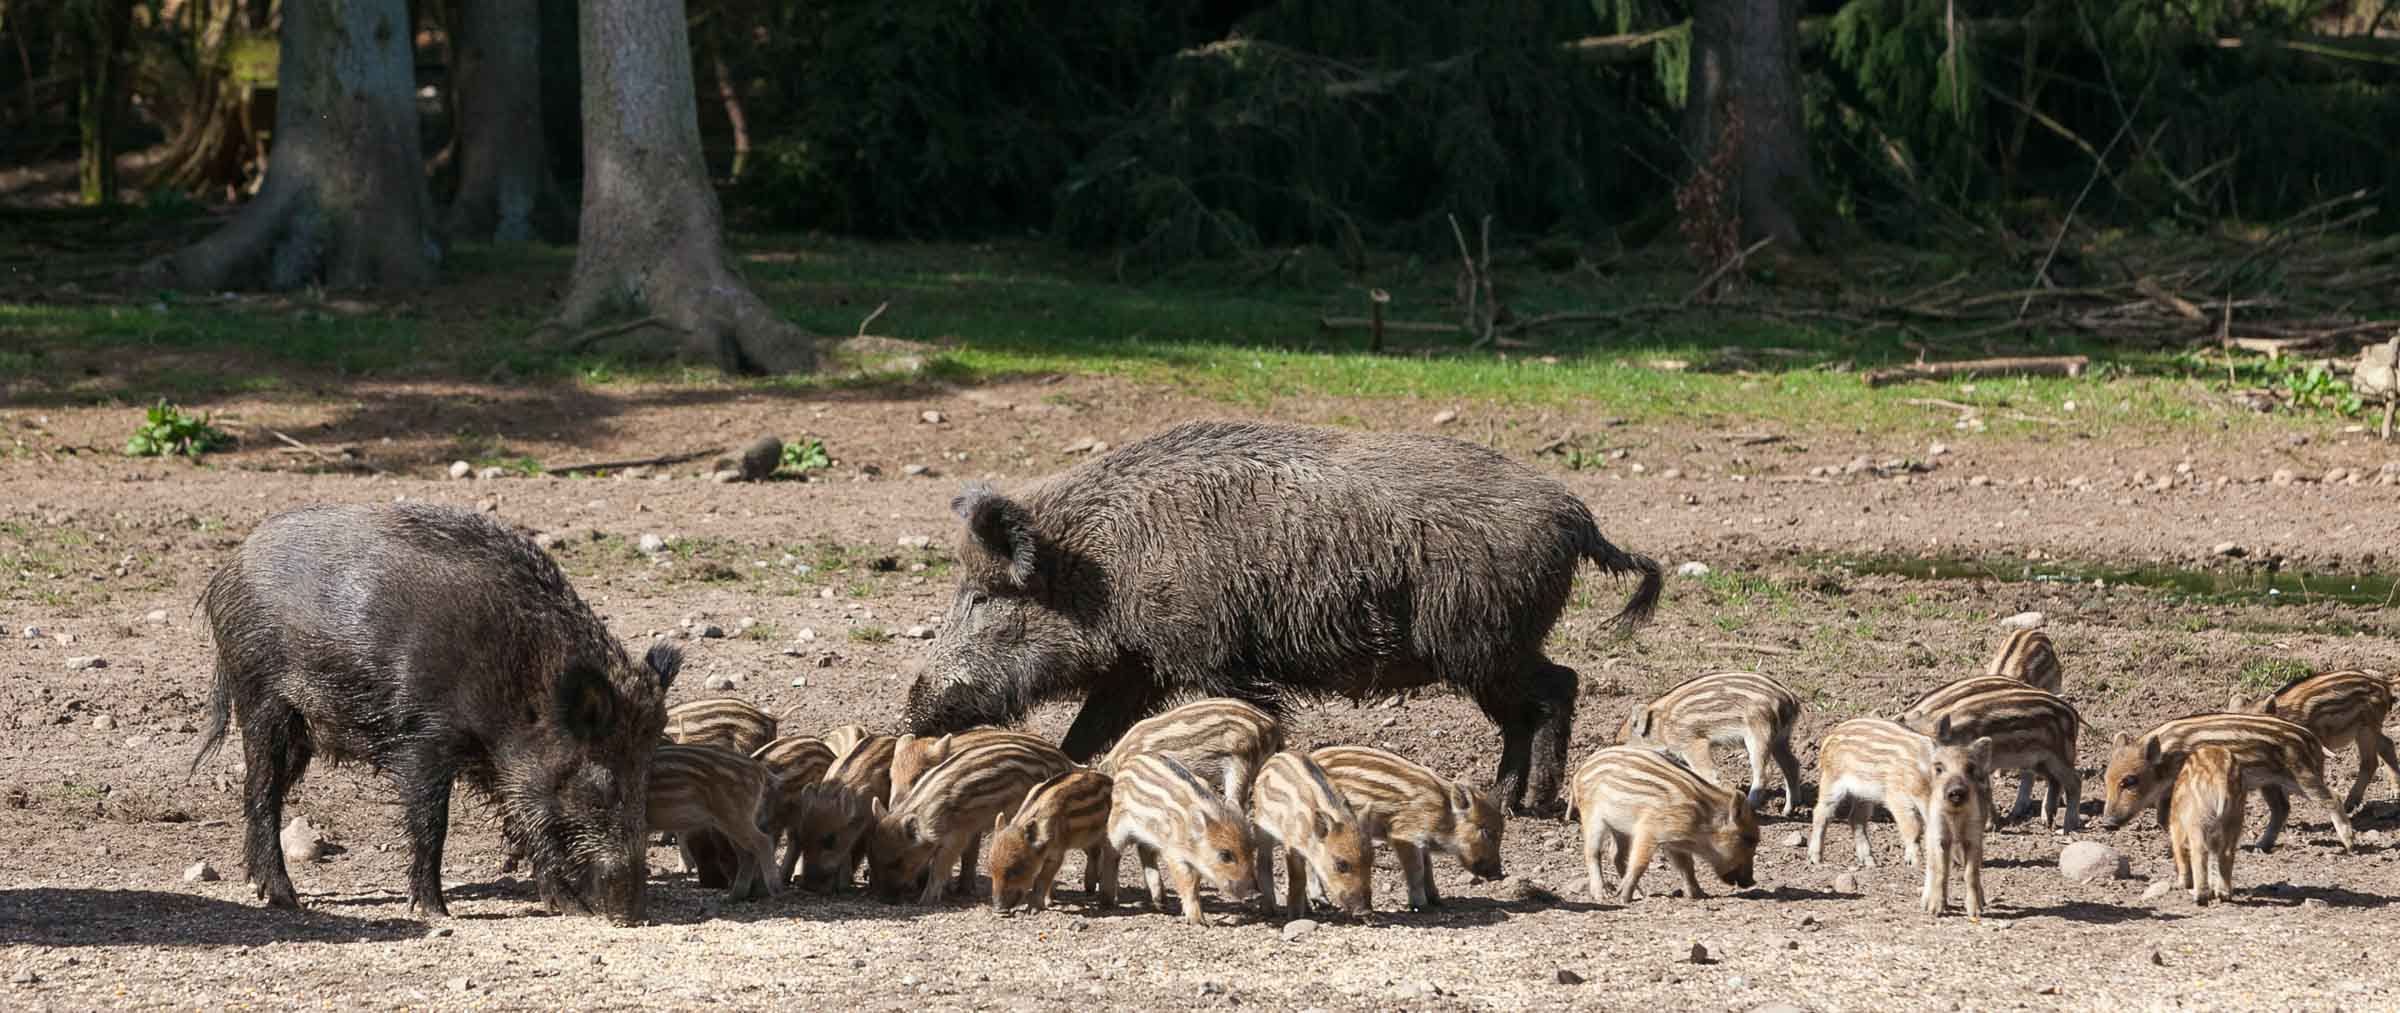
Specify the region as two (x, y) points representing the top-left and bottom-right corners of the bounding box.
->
(1862, 355), (2090, 387)
(855, 301), (889, 339)
(1682, 236), (1775, 306)
(1700, 640), (1800, 656)
(562, 314), (668, 352)
(1318, 317), (1462, 335)
(546, 446), (727, 476)
(269, 430), (382, 473)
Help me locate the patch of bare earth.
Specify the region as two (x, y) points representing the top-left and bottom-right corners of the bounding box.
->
(3, 383), (2398, 1009)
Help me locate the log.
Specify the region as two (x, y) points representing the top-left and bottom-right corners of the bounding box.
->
(1318, 317), (1462, 335)
(1861, 355), (2090, 387)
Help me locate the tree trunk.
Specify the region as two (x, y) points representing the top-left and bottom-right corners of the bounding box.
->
(1683, 0), (1818, 250)
(145, 0), (437, 290)
(556, 0), (813, 373)
(537, 0), (580, 183)
(73, 0), (135, 205)
(445, 0), (571, 242)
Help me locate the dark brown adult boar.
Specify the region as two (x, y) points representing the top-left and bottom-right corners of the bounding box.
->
(904, 420), (1663, 813)
(192, 503), (680, 922)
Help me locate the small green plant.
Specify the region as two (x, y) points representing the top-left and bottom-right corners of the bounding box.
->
(2235, 658), (2312, 694)
(2280, 363), (2362, 416)
(850, 625), (891, 644)
(124, 400), (233, 460)
(780, 438), (833, 475)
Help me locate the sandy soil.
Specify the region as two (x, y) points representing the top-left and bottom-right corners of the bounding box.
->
(4, 377), (2399, 1011)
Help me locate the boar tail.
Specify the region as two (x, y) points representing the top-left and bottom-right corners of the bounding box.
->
(188, 569), (238, 779)
(1580, 532), (1662, 635)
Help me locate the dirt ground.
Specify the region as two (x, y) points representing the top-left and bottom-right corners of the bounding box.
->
(4, 375), (2399, 1011)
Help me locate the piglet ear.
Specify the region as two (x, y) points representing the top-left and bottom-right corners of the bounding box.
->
(1449, 781), (1474, 813)
(1933, 713), (1955, 744)
(554, 660), (616, 741)
(1629, 706), (1654, 741)
(1313, 811), (1333, 840)
(2143, 737), (2163, 765)
(953, 483), (1038, 588)
(644, 642), (683, 691)
(1967, 736), (1995, 769)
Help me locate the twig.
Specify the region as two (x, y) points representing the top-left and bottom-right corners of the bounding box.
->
(269, 430), (382, 473)
(564, 315), (668, 352)
(855, 302), (889, 339)
(546, 447), (728, 476)
(1903, 398), (1981, 413)
(2018, 84), (2150, 319)
(1862, 355), (2090, 387)
(1319, 317), (1462, 335)
(1701, 640), (1800, 656)
(1681, 236), (1775, 307)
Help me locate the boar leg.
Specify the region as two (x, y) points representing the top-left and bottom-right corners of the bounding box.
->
(1033, 851), (1067, 911)
(2047, 759), (2084, 831)
(1806, 785), (1841, 865)
(1920, 818), (1949, 916)
(1615, 833), (1656, 903)
(2344, 740), (2377, 814)
(2288, 766), (2355, 851)
(1392, 840), (1431, 911)
(1581, 822), (1609, 902)
(1249, 828), (1278, 908)
(2375, 732), (2400, 797)
(1283, 849), (1310, 914)
(1135, 844), (1167, 910)
(399, 759), (458, 919)
(1668, 851), (1705, 900)
(1891, 797), (1924, 868)
(1420, 849), (1444, 907)
(1057, 675), (1166, 762)
(1770, 735), (1805, 817)
(2254, 783), (2291, 852)
(951, 832), (981, 898)
(240, 706), (310, 910)
(1093, 845), (1120, 907)
(1170, 861), (1207, 925)
(2211, 838), (2235, 904)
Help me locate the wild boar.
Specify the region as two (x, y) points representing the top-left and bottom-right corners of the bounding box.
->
(904, 419), (1662, 813)
(192, 502), (678, 922)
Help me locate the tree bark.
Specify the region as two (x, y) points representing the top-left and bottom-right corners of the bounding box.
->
(556, 0), (814, 373)
(1683, 0), (1819, 250)
(445, 0), (571, 242)
(71, 0), (136, 205)
(145, 0), (438, 290)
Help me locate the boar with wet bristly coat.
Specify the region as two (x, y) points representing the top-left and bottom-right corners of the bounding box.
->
(905, 420), (1661, 813)
(192, 503), (680, 922)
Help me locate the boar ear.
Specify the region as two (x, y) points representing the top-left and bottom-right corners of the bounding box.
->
(2142, 737), (2163, 765)
(1967, 736), (1995, 770)
(1313, 811), (1333, 840)
(1629, 706), (1654, 741)
(2111, 730), (2133, 750)
(643, 641), (683, 691)
(869, 797), (888, 820)
(993, 810), (1008, 835)
(1932, 714), (1955, 745)
(1449, 781), (1474, 813)
(554, 659), (616, 741)
(953, 483), (1038, 588)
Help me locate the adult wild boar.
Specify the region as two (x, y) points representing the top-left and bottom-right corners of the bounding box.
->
(192, 502), (680, 922)
(905, 419), (1661, 813)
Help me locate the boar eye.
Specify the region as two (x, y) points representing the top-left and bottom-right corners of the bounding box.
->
(1217, 849), (1234, 864)
(821, 833), (837, 849)
(1333, 860), (1351, 874)
(2118, 775), (2139, 790)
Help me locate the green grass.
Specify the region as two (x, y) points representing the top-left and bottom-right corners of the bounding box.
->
(1, 233), (2379, 434)
(850, 626), (891, 644)
(2235, 658), (2314, 695)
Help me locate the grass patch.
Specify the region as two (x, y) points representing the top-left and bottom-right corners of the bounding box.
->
(2235, 658), (2314, 695)
(1691, 571), (1789, 608)
(850, 626), (891, 644)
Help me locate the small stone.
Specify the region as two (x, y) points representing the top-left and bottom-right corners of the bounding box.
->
(1750, 1004), (1809, 1013)
(427, 926), (454, 939)
(2214, 542), (2246, 558)
(1688, 942), (1712, 964)
(448, 461), (472, 480)
(1661, 467), (1682, 480)
(143, 609), (169, 625)
(795, 628), (818, 643)
(901, 464), (930, 477)
(819, 588), (836, 600)
(789, 677), (808, 688)
(1431, 409), (1459, 426)
(2149, 950), (2166, 967)
(1797, 915), (1818, 930)
(736, 617), (759, 632)
(1781, 940), (1799, 951)
(711, 470), (742, 484)
(1780, 832), (1807, 849)
(1729, 976), (1749, 989)
(446, 976), (474, 993)
(1832, 873), (1859, 894)
(11, 968), (36, 985)
(1281, 918), (1318, 942)
(476, 466), (506, 481)
(282, 817), (325, 863)
(1997, 611), (2045, 631)
(698, 625), (726, 639)
(2324, 468), (2350, 485)
(1676, 562), (1712, 578)
(1553, 969), (1584, 985)
(2301, 897), (2328, 910)
(896, 534), (933, 550)
(2141, 880), (2175, 901)
(2271, 468), (2297, 487)
(850, 958), (868, 969)
(91, 714), (115, 731)
(1509, 879), (1559, 905)
(1062, 437), (1097, 454)
(740, 436), (784, 481)
(183, 861), (219, 882)
(2060, 841), (2128, 883)
(637, 534), (667, 554)
(19, 626), (41, 640)
(64, 656), (106, 671)
(903, 625), (935, 640)
(1199, 981), (1227, 996)
(1927, 442), (1949, 457)
(920, 410), (945, 425)
(900, 974), (921, 988)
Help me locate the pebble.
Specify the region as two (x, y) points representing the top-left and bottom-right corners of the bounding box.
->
(476, 466), (506, 481)
(1199, 980), (1227, 996)
(2302, 897), (2328, 910)
(1430, 409), (1459, 426)
(64, 656), (106, 671)
(1676, 561), (1711, 578)
(2214, 542), (2247, 558)
(1780, 832), (1807, 849)
(736, 617), (759, 632)
(2271, 468), (2298, 486)
(1927, 442), (1949, 457)
(446, 976), (475, 993)
(637, 534), (667, 554)
(1729, 975), (1749, 989)
(795, 628), (818, 643)
(91, 714), (116, 731)
(920, 410), (945, 425)
(896, 535), (933, 550)
(282, 817), (325, 863)
(1554, 969), (1584, 985)
(183, 861), (219, 882)
(1062, 437), (1098, 454)
(1750, 1004), (1809, 1013)
(698, 625), (726, 639)
(1831, 873), (1859, 894)
(19, 626), (41, 640)
(710, 470), (741, 484)
(1968, 475), (1991, 486)
(1661, 467), (1683, 479)
(143, 609), (169, 625)
(903, 626), (935, 640)
(1688, 942), (1712, 964)
(2149, 950), (2166, 967)
(426, 926), (454, 939)
(2059, 841), (2127, 883)
(790, 677), (808, 688)
(705, 675), (737, 691)
(448, 461), (472, 480)
(2141, 880), (2175, 901)
(901, 464), (930, 477)
(900, 974), (921, 988)
(1996, 611), (2044, 631)
(1281, 919), (1318, 942)
(11, 968), (36, 985)
(740, 436), (784, 481)
(1509, 879), (1559, 905)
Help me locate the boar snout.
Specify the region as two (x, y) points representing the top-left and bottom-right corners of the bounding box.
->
(1721, 860), (1757, 889)
(1468, 858), (1504, 882)
(1944, 785), (1970, 806)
